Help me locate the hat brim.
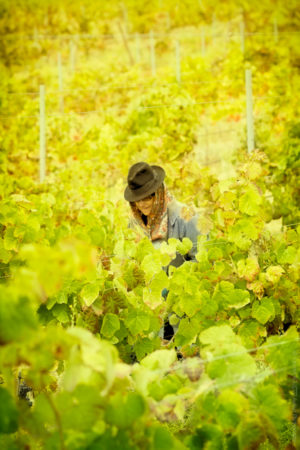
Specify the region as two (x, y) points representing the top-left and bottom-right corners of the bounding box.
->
(124, 165), (165, 202)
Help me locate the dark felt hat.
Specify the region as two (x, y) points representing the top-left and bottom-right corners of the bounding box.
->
(124, 162), (165, 202)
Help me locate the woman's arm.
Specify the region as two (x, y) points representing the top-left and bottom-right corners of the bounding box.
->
(185, 215), (200, 261)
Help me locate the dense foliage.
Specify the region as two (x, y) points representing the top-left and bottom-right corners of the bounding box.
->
(0, 0), (299, 449)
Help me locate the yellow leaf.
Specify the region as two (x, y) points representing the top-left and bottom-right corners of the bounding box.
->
(265, 266), (285, 284)
(197, 215), (214, 235)
(247, 280), (264, 299)
(237, 257), (260, 282)
(180, 205), (196, 221)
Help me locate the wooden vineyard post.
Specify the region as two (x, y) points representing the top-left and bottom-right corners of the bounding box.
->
(240, 20), (245, 55)
(118, 21), (134, 66)
(57, 53), (64, 113)
(69, 40), (76, 73)
(201, 29), (206, 56)
(120, 2), (129, 35)
(33, 27), (38, 44)
(135, 32), (141, 64)
(273, 17), (279, 43)
(175, 40), (181, 84)
(166, 12), (171, 29)
(245, 69), (254, 153)
(150, 30), (156, 77)
(212, 13), (216, 37)
(39, 85), (46, 183)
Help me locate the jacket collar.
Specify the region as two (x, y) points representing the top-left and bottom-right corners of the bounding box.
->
(168, 199), (183, 226)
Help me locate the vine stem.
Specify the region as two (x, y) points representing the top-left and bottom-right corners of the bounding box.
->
(41, 375), (65, 450)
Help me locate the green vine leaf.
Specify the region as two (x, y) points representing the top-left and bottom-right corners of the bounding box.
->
(101, 313), (120, 339)
(239, 186), (262, 216)
(0, 387), (19, 434)
(251, 298), (275, 324)
(80, 282), (100, 307)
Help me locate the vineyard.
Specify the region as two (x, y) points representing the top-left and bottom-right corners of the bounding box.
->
(0, 0), (299, 448)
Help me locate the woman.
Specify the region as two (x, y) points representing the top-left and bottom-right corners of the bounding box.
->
(124, 162), (200, 341)
(124, 161), (199, 269)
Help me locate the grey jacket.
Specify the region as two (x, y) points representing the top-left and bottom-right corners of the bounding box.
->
(131, 199), (200, 269)
(160, 198), (199, 268)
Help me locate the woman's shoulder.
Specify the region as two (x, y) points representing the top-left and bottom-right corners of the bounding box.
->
(167, 198), (200, 247)
(168, 199), (197, 225)
(168, 199), (183, 226)
(168, 199), (197, 234)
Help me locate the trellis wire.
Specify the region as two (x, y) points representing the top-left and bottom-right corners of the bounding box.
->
(200, 338), (299, 365)
(135, 340), (299, 388)
(1, 32), (115, 40)
(46, 100), (228, 115)
(281, 222), (300, 228)
(0, 92), (275, 118)
(118, 125), (245, 147)
(36, 99), (240, 117)
(136, 98), (241, 109)
(4, 77), (240, 97)
(245, 30), (300, 36)
(0, 96), (244, 120)
(4, 91), (38, 97)
(168, 364), (298, 413)
(2, 30), (300, 40)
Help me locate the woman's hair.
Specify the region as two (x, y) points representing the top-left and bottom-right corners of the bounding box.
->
(130, 191), (156, 206)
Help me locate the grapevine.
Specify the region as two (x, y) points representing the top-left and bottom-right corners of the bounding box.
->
(0, 1), (299, 449)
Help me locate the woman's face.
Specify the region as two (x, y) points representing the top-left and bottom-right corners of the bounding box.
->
(135, 193), (155, 216)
